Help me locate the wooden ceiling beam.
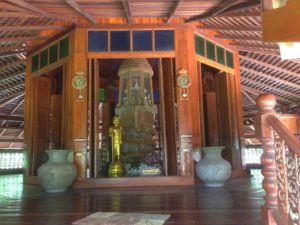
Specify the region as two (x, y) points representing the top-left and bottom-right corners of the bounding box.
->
(64, 0), (96, 23)
(0, 45), (28, 52)
(0, 71), (24, 82)
(0, 25), (64, 31)
(0, 12), (41, 18)
(238, 47), (279, 55)
(217, 11), (260, 17)
(240, 55), (300, 78)
(0, 50), (27, 58)
(0, 36), (47, 43)
(0, 83), (24, 93)
(121, 0), (133, 23)
(242, 89), (257, 105)
(0, 125), (23, 130)
(166, 0), (182, 23)
(0, 2), (36, 14)
(0, 114), (23, 122)
(0, 138), (23, 143)
(5, 0), (76, 23)
(231, 43), (279, 50)
(217, 0), (260, 17)
(215, 34), (261, 41)
(241, 66), (300, 89)
(197, 25), (261, 32)
(242, 84), (293, 105)
(185, 0), (260, 22)
(241, 76), (300, 99)
(9, 99), (24, 115)
(0, 60), (25, 72)
(185, 0), (237, 22)
(0, 93), (24, 108)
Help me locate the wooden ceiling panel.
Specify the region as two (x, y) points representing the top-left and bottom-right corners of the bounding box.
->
(0, 0), (299, 146)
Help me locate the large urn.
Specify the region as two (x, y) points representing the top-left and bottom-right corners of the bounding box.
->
(37, 150), (77, 193)
(194, 147), (231, 187)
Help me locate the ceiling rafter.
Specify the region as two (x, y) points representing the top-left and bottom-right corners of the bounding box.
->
(0, 12), (41, 18)
(0, 138), (23, 143)
(241, 85), (293, 105)
(5, 0), (76, 23)
(238, 47), (279, 55)
(64, 0), (96, 23)
(217, 11), (260, 17)
(240, 55), (300, 78)
(9, 99), (24, 116)
(0, 45), (28, 52)
(0, 25), (64, 31)
(0, 36), (47, 43)
(185, 0), (237, 22)
(0, 50), (27, 58)
(166, 0), (183, 23)
(215, 34), (261, 41)
(185, 0), (260, 22)
(0, 114), (23, 122)
(198, 25), (261, 32)
(231, 43), (279, 50)
(121, 0), (133, 23)
(0, 59), (25, 72)
(0, 125), (23, 130)
(241, 76), (300, 99)
(0, 71), (24, 82)
(242, 89), (256, 105)
(0, 82), (24, 93)
(0, 93), (24, 108)
(241, 66), (300, 89)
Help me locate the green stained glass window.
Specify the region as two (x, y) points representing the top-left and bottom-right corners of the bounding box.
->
(49, 43), (58, 64)
(31, 54), (39, 72)
(206, 41), (215, 61)
(40, 49), (48, 68)
(226, 50), (234, 68)
(59, 37), (69, 59)
(99, 88), (105, 102)
(216, 46), (225, 65)
(195, 35), (205, 56)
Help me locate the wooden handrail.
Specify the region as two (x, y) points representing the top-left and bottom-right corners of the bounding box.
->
(267, 115), (300, 157)
(255, 93), (300, 225)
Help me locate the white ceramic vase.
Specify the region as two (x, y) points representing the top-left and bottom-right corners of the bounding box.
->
(37, 150), (77, 193)
(194, 147), (231, 187)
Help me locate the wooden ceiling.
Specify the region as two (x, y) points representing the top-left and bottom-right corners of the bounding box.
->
(0, 0), (299, 147)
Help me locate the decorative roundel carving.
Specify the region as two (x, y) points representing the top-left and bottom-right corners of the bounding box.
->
(72, 72), (87, 90)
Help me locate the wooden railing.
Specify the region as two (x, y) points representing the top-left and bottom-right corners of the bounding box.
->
(255, 94), (300, 225)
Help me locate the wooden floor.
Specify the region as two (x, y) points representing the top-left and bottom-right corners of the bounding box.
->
(0, 171), (264, 225)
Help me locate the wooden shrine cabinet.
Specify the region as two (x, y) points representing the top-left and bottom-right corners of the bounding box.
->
(24, 22), (245, 188)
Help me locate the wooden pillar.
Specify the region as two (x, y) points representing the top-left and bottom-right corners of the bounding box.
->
(234, 50), (246, 168)
(69, 28), (88, 179)
(24, 58), (35, 176)
(160, 58), (177, 175)
(255, 94), (278, 225)
(175, 27), (200, 176)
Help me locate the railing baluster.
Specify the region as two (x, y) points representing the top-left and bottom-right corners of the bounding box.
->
(255, 94), (278, 225)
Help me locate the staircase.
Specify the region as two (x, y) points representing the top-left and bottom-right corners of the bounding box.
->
(255, 94), (300, 225)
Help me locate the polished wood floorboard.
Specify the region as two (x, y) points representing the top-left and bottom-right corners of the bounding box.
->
(0, 171), (264, 225)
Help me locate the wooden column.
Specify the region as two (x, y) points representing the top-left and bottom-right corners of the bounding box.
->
(160, 58), (177, 176)
(69, 28), (88, 179)
(24, 58), (35, 176)
(255, 94), (278, 225)
(175, 27), (200, 176)
(234, 50), (246, 168)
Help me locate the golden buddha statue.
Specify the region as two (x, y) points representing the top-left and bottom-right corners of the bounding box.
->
(108, 116), (124, 177)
